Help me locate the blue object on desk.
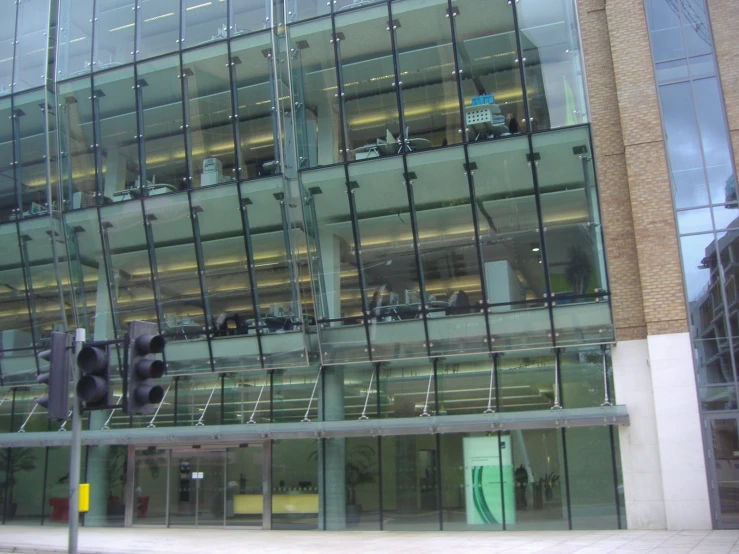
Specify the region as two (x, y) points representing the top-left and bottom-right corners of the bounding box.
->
(471, 93), (495, 106)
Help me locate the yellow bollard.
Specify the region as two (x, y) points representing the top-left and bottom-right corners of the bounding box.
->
(79, 483), (90, 513)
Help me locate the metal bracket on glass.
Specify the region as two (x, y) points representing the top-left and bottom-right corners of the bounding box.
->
(196, 383), (217, 427)
(247, 379), (268, 424)
(601, 345), (612, 407)
(147, 384), (171, 429)
(358, 370), (375, 420)
(419, 373), (433, 417)
(58, 410), (73, 431)
(551, 350), (563, 410)
(484, 356), (497, 414)
(302, 366), (323, 423)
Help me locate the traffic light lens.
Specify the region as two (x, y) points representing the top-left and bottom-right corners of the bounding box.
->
(77, 375), (108, 403)
(77, 345), (108, 373)
(135, 359), (165, 379)
(134, 384), (165, 405)
(135, 334), (166, 355)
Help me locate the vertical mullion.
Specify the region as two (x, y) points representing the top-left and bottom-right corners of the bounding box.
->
(179, 58), (193, 191)
(226, 41), (243, 182)
(140, 203), (165, 331)
(561, 428), (573, 530)
(445, 0), (493, 348)
(40, 447), (50, 525)
(609, 425), (622, 529)
(497, 431), (506, 529)
(435, 433), (443, 530)
(220, 373), (225, 424)
(526, 133), (556, 345)
(237, 200), (266, 367)
(173, 376), (179, 426)
(510, 1), (532, 130)
(330, 14), (348, 163)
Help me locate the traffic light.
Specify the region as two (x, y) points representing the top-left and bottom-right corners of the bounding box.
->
(36, 332), (72, 420)
(76, 342), (111, 411)
(126, 320), (166, 415)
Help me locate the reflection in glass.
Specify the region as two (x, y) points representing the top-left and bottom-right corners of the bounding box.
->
(710, 419), (739, 527)
(334, 5), (401, 160)
(94, 0), (135, 69)
(0, 225), (34, 352)
(0, 2), (15, 94)
(272, 439), (318, 529)
(57, 0), (94, 80)
(137, 0), (180, 60)
(58, 79), (96, 210)
(516, 0), (587, 131)
(184, 0), (227, 47)
(497, 351), (556, 412)
(0, 98), (15, 221)
(139, 56), (188, 193)
(232, 33), (281, 179)
(393, 0), (462, 147)
(232, 0), (269, 37)
(13, 0), (48, 93)
(645, 0), (685, 63)
(14, 90), (51, 215)
(1, 447), (47, 524)
(94, 67), (140, 203)
(183, 45), (237, 187)
(289, 19), (343, 168)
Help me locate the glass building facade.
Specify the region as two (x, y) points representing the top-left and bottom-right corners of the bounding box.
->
(0, 0), (626, 531)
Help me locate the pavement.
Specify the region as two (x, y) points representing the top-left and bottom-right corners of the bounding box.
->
(0, 526), (738, 553)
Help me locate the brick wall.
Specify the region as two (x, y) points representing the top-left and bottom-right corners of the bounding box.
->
(576, 0), (688, 338)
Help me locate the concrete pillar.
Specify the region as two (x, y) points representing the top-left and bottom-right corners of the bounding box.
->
(318, 366), (345, 529)
(612, 336), (711, 530)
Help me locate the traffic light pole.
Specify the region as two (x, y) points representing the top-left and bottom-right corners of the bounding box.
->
(69, 328), (85, 554)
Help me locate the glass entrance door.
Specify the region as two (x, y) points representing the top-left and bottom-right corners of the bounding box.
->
(168, 449), (227, 527)
(226, 444), (264, 527)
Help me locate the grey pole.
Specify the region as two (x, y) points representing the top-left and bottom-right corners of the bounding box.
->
(69, 328), (85, 554)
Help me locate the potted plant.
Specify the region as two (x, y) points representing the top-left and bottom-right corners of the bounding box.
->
(345, 444), (377, 526)
(565, 245), (592, 296)
(0, 448), (38, 520)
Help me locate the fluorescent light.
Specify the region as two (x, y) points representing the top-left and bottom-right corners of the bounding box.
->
(69, 37), (87, 43)
(186, 2), (213, 10)
(144, 12), (175, 22)
(109, 23), (135, 32)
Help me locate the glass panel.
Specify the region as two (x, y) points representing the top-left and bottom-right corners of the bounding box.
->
(379, 358), (435, 418)
(232, 0), (269, 37)
(14, 90), (51, 215)
(334, 4), (401, 160)
(286, 0), (328, 23)
(57, 0), (94, 80)
(0, 388), (11, 431)
(566, 427), (618, 529)
(393, 0), (462, 148)
(13, 0), (48, 93)
(226, 444), (264, 527)
(349, 158), (427, 360)
(380, 434), (440, 530)
(94, 67), (140, 203)
(689, 55), (716, 80)
(692, 78), (735, 207)
(58, 78), (96, 210)
(190, 184), (260, 369)
(169, 449), (195, 525)
(95, 0), (136, 70)
(516, 0), (587, 130)
(289, 18), (343, 169)
(645, 0), (685, 62)
(534, 128), (612, 345)
(713, 205), (739, 231)
(139, 55), (188, 193)
(0, 1), (15, 94)
(498, 351), (556, 412)
(677, 208), (713, 235)
(240, 179), (306, 368)
(44, 447), (72, 524)
(232, 32), (280, 180)
(655, 58), (688, 85)
(84, 444), (128, 527)
(324, 436), (381, 530)
(223, 372), (271, 424)
(468, 138), (551, 350)
(271, 366), (321, 423)
(183, 44), (237, 188)
(321, 363), (376, 421)
(680, 0), (711, 58)
(406, 148), (488, 356)
(63, 209), (111, 341)
(560, 345), (612, 408)
(11, 386), (48, 432)
(272, 438), (318, 529)
(660, 81), (709, 208)
(1, 447), (46, 523)
(184, 0), (227, 47)
(506, 428), (568, 530)
(453, 0), (523, 139)
(701, 386), (737, 411)
(437, 354), (496, 416)
(176, 374), (221, 426)
(440, 433), (507, 530)
(18, 218), (68, 345)
(711, 418), (739, 527)
(138, 0), (180, 60)
(131, 447), (167, 525)
(99, 200), (157, 335)
(196, 450), (227, 526)
(302, 167), (369, 362)
(0, 97), (14, 221)
(0, 224), (34, 352)
(1, 348), (39, 386)
(144, 194), (210, 372)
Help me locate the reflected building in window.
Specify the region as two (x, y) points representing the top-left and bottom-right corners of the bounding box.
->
(0, 0), (736, 534)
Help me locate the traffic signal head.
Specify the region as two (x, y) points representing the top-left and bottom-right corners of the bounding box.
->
(126, 321), (166, 415)
(36, 332), (72, 420)
(76, 343), (111, 410)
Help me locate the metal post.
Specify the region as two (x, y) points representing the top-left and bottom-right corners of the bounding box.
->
(69, 328), (85, 554)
